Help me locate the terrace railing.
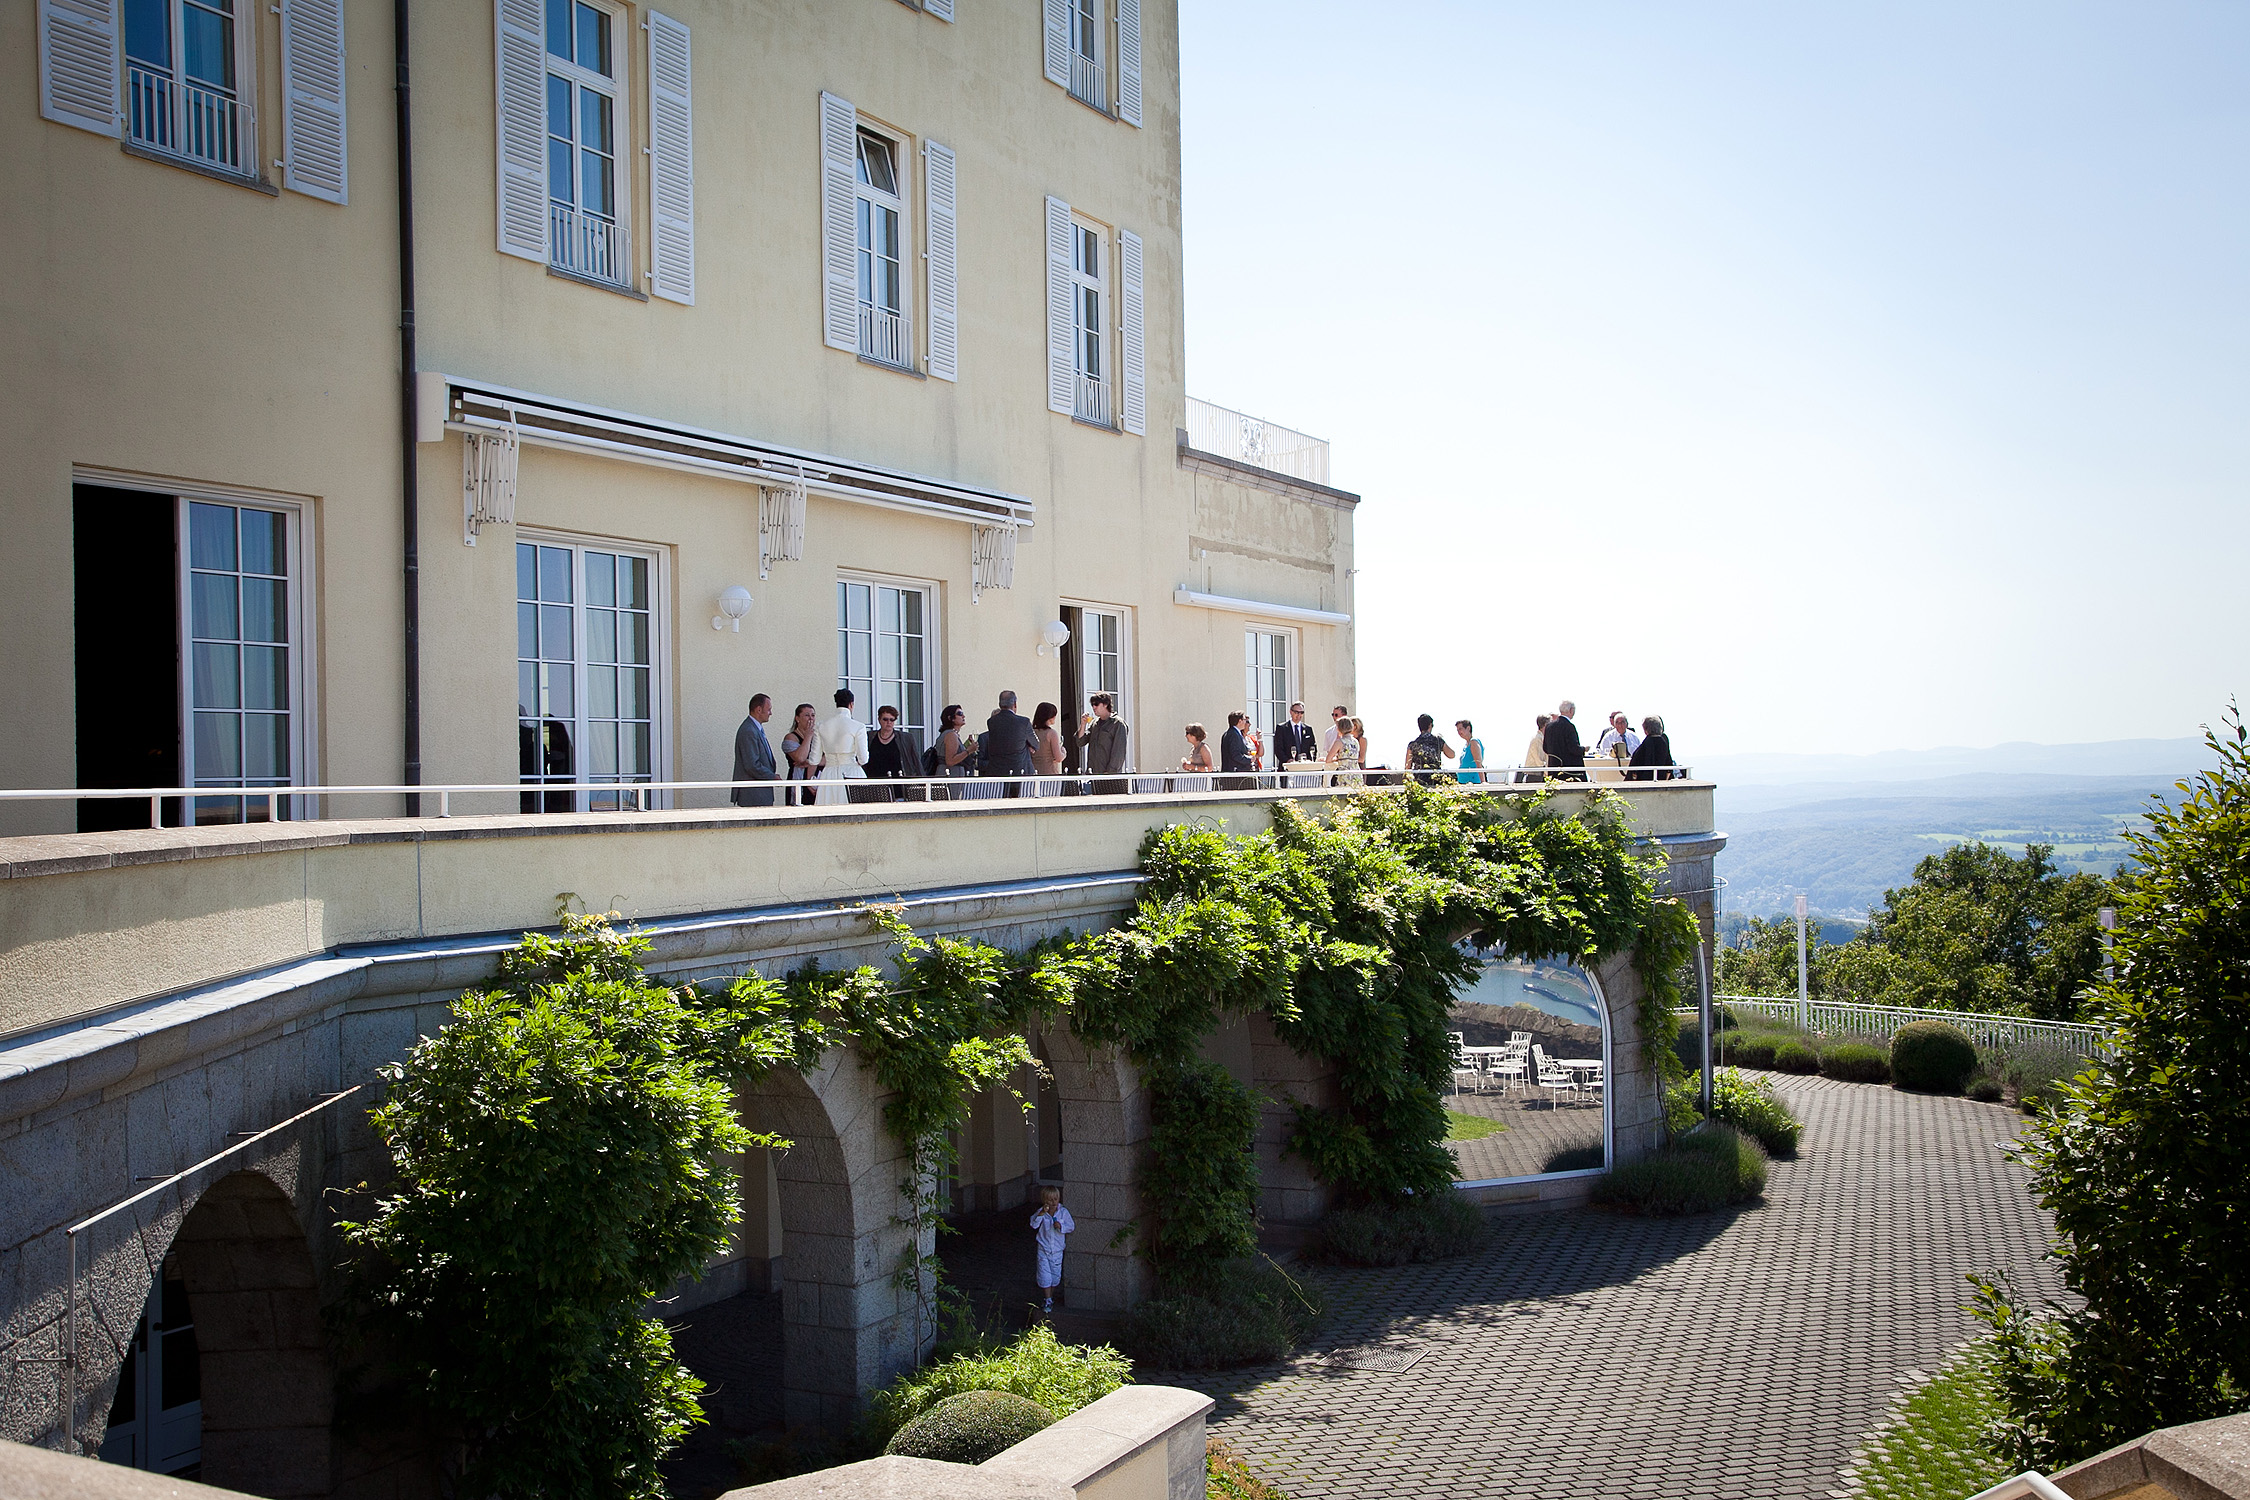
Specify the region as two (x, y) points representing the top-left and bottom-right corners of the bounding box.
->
(1183, 397), (1331, 485)
(551, 202), (630, 286)
(1716, 994), (2111, 1057)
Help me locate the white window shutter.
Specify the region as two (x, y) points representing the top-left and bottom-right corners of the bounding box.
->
(1044, 196), (1075, 415)
(280, 0), (348, 203)
(1116, 0), (1142, 127)
(39, 0), (120, 138)
(646, 11), (694, 304)
(926, 0), (954, 19)
(1041, 0), (1070, 88)
(494, 0), (548, 261)
(819, 91), (860, 352)
(924, 140), (959, 381)
(1119, 228), (1146, 435)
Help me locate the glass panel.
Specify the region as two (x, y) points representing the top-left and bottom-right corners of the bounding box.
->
(159, 1325), (201, 1409)
(588, 722), (616, 775)
(241, 577), (285, 642)
(880, 636), (903, 681)
(902, 589), (922, 633)
(547, 81), (574, 202)
(905, 683), (925, 728)
(903, 635), (923, 682)
(192, 642), (239, 708)
(244, 713), (287, 778)
(517, 541), (538, 600)
(240, 509), (285, 575)
(588, 664), (617, 720)
(582, 106), (615, 217)
(576, 0), (610, 76)
(243, 645), (288, 710)
(857, 132), (895, 195)
(518, 662), (538, 719)
(518, 601), (539, 660)
(182, 0), (233, 89)
(194, 712), (241, 777)
(624, 723), (650, 775)
(540, 604), (572, 661)
(192, 573), (238, 640)
(588, 609), (617, 664)
(584, 552), (615, 606)
(190, 502), (236, 571)
(845, 583), (871, 631)
(880, 587), (901, 633)
(546, 0), (570, 58)
(846, 636), (872, 680)
(621, 666), (649, 719)
(541, 721), (575, 777)
(1446, 946), (1608, 1184)
(125, 0), (170, 67)
(539, 545), (573, 601)
(540, 662), (574, 719)
(619, 556), (648, 609)
(620, 612), (648, 665)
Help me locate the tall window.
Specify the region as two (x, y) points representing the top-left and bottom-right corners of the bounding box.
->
(1245, 629), (1293, 758)
(125, 0), (248, 173)
(837, 579), (932, 744)
(518, 540), (659, 812)
(545, 0), (626, 284)
(1067, 0), (1104, 108)
(856, 130), (909, 366)
(187, 501), (295, 824)
(1080, 608), (1125, 725)
(1071, 223), (1110, 424)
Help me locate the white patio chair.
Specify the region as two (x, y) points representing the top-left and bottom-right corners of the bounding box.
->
(1535, 1046), (1577, 1107)
(1489, 1049), (1528, 1094)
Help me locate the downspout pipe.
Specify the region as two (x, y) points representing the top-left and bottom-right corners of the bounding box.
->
(394, 0), (422, 814)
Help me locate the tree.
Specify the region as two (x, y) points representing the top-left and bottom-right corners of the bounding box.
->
(1861, 842), (2115, 1019)
(1716, 913), (1827, 999)
(1973, 710), (2250, 1466)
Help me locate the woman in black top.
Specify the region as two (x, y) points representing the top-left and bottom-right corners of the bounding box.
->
(864, 704), (918, 800)
(1626, 715), (1675, 781)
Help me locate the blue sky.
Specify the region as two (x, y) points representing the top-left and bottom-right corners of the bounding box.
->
(1178, 2), (2247, 760)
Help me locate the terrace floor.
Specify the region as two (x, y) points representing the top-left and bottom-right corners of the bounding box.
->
(1172, 1073), (2066, 1500)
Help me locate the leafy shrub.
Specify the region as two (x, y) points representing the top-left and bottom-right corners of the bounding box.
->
(1719, 1030), (1799, 1070)
(1820, 1042), (1891, 1083)
(1999, 1041), (2087, 1110)
(1773, 1039), (1822, 1074)
(1711, 1067), (1802, 1156)
(1892, 1020), (1978, 1093)
(1541, 1142), (1607, 1173)
(1593, 1124), (1767, 1214)
(1123, 1259), (1324, 1369)
(1968, 1076), (2005, 1103)
(883, 1391), (1053, 1464)
(1321, 1193), (1484, 1266)
(863, 1324), (1128, 1448)
(1208, 1436), (1291, 1499)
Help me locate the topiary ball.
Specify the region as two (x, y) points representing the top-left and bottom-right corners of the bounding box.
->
(1773, 1039), (1821, 1074)
(884, 1390), (1055, 1465)
(1890, 1020), (1978, 1094)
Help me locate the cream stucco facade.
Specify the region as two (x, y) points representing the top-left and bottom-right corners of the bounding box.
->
(3, 0), (1357, 834)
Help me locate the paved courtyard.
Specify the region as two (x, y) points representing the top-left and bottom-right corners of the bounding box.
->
(1178, 1074), (2067, 1500)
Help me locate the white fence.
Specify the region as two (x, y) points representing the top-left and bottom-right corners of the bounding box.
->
(1716, 994), (2110, 1057)
(1183, 397), (1331, 485)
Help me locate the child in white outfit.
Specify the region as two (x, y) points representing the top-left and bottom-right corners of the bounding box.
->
(1030, 1184), (1074, 1316)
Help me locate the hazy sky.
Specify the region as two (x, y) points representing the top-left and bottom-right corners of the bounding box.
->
(1178, 2), (2247, 760)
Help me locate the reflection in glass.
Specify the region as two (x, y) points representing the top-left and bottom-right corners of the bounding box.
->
(1445, 945), (1607, 1185)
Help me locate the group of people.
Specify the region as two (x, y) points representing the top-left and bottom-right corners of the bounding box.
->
(725, 691), (1678, 806)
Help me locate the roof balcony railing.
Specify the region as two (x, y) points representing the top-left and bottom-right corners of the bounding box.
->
(550, 202), (630, 287)
(128, 64), (252, 175)
(1183, 397), (1331, 486)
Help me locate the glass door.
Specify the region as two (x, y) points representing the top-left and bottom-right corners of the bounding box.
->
(517, 540), (660, 812)
(837, 578), (933, 744)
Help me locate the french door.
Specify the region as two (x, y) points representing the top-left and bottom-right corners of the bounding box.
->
(517, 538), (663, 811)
(837, 577), (935, 744)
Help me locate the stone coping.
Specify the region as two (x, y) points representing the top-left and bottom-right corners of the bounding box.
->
(726, 1455), (1070, 1499)
(0, 782), (1719, 882)
(2052, 1410), (2250, 1500)
(979, 1385), (1212, 1494)
(0, 1440), (252, 1499)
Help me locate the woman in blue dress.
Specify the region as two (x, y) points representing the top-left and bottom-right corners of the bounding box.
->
(1454, 720), (1486, 785)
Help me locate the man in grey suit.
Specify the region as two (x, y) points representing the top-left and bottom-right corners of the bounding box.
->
(731, 693), (779, 807)
(1084, 692), (1129, 796)
(981, 689), (1037, 797)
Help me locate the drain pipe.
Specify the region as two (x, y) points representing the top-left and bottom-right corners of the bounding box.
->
(394, 0), (422, 814)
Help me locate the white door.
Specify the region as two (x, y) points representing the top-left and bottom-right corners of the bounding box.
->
(516, 538), (662, 811)
(97, 1265), (200, 1475)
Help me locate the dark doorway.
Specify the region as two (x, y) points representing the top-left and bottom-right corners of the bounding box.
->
(97, 1260), (202, 1476)
(1057, 604), (1084, 775)
(76, 486), (180, 830)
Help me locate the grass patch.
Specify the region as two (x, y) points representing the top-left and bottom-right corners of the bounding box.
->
(1592, 1123), (1767, 1215)
(1846, 1340), (2010, 1500)
(1444, 1109), (1506, 1141)
(1207, 1436), (1290, 1499)
(1123, 1258), (1325, 1370)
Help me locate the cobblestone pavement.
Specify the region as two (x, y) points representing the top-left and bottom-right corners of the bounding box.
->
(1447, 1086), (1606, 1182)
(1174, 1075), (2066, 1500)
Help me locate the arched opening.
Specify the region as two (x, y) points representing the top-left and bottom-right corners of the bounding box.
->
(138, 1170), (333, 1499)
(1445, 945), (1614, 1186)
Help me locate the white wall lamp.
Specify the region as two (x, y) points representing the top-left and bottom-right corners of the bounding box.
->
(713, 586), (754, 632)
(1036, 620), (1072, 657)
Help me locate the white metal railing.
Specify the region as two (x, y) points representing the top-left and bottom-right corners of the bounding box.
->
(0, 765), (1701, 830)
(1069, 51), (1106, 110)
(1184, 397), (1332, 485)
(1075, 370), (1113, 426)
(1716, 995), (2111, 1057)
(550, 202), (630, 285)
(127, 64), (251, 174)
(860, 305), (908, 367)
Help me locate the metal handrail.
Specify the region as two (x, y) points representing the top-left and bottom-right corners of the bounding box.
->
(1715, 994), (2111, 1055)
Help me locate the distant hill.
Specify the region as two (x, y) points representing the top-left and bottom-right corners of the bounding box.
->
(1700, 738), (2205, 787)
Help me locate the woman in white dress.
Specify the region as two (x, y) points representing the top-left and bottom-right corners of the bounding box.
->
(813, 689), (869, 804)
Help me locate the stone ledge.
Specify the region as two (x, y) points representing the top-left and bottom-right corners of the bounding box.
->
(0, 1438), (250, 1498)
(2053, 1411), (2250, 1500)
(725, 1454), (1070, 1499)
(979, 1385), (1212, 1496)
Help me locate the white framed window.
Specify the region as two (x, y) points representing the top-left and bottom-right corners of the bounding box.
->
(1068, 0), (1104, 109)
(544, 0), (630, 285)
(837, 575), (937, 744)
(1041, 0), (1139, 126)
(1245, 628), (1295, 762)
(855, 128), (911, 367)
(183, 497), (306, 825)
(1070, 220), (1110, 426)
(517, 536), (666, 811)
(123, 0), (256, 176)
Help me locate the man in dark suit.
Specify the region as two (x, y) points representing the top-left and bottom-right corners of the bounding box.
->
(730, 693), (779, 807)
(1542, 700), (1588, 781)
(982, 689), (1037, 796)
(1273, 702), (1318, 784)
(1219, 712), (1257, 791)
(1084, 692), (1130, 796)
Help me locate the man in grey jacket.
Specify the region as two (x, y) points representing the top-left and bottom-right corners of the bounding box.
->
(731, 693), (779, 807)
(1084, 692), (1129, 796)
(981, 689), (1037, 796)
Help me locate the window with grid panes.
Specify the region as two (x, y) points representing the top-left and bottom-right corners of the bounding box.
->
(186, 501), (294, 824)
(1080, 608), (1124, 723)
(836, 579), (931, 744)
(517, 540), (657, 811)
(1245, 629), (1292, 764)
(544, 0), (627, 284)
(855, 130), (909, 365)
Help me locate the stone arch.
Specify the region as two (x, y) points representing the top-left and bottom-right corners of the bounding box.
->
(1033, 1024), (1149, 1311)
(738, 1052), (926, 1429)
(163, 1169), (333, 1498)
